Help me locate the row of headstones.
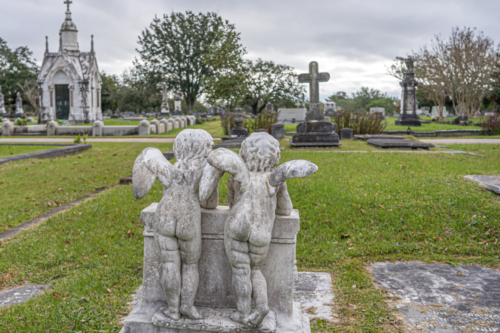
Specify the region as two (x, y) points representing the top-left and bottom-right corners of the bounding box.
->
(92, 116), (196, 136)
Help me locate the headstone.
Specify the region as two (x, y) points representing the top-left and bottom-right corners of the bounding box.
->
(124, 131), (318, 333)
(453, 115), (468, 124)
(12, 92), (25, 117)
(431, 106), (447, 118)
(26, 117), (35, 123)
(291, 61), (341, 148)
(92, 120), (104, 136)
(367, 139), (435, 150)
(369, 107), (385, 116)
(159, 83), (171, 117)
(340, 128), (353, 140)
(277, 108), (307, 124)
(271, 123), (285, 140)
(266, 103), (273, 112)
(0, 86), (6, 116)
(395, 57), (421, 127)
(173, 95), (183, 117)
(324, 101), (336, 117)
(371, 262), (500, 332)
(138, 120), (150, 135)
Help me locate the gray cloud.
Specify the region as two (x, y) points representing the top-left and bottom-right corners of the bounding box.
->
(2, 0), (499, 101)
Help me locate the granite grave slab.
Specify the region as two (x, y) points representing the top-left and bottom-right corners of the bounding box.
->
(354, 135), (405, 141)
(370, 262), (500, 333)
(0, 285), (50, 307)
(367, 139), (434, 150)
(464, 175), (500, 195)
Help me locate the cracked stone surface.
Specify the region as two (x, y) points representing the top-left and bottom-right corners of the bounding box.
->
(0, 285), (50, 307)
(293, 272), (336, 322)
(370, 262), (500, 332)
(465, 175), (500, 195)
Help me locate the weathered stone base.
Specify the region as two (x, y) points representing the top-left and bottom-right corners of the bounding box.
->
(395, 114), (422, 127)
(152, 307), (276, 332)
(122, 302), (309, 333)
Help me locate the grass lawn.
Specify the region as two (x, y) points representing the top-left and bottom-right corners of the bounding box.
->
(0, 141), (499, 332)
(383, 117), (482, 131)
(0, 145), (59, 158)
(0, 142), (172, 233)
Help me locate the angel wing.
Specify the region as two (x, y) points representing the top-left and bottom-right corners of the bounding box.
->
(207, 148), (250, 191)
(199, 163), (225, 202)
(132, 147), (178, 199)
(268, 160), (318, 188)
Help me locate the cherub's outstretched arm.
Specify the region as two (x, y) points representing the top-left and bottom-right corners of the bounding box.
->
(206, 148), (250, 191)
(269, 160), (318, 188)
(276, 182), (293, 215)
(132, 147), (177, 199)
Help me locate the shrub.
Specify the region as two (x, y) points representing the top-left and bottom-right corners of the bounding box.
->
(196, 117), (205, 125)
(331, 110), (386, 134)
(14, 118), (27, 126)
(480, 115), (500, 135)
(220, 112), (250, 136)
(244, 111), (279, 134)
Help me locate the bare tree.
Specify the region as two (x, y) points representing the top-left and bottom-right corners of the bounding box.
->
(17, 79), (39, 112)
(389, 27), (498, 118)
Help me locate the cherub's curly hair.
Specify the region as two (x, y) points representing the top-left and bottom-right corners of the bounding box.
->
(240, 132), (280, 172)
(174, 129), (213, 171)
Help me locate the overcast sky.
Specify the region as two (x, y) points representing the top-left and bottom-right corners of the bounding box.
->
(2, 0), (500, 101)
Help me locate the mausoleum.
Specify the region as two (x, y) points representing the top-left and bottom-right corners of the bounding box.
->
(37, 0), (102, 124)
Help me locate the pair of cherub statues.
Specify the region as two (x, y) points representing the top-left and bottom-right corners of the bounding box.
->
(132, 129), (317, 328)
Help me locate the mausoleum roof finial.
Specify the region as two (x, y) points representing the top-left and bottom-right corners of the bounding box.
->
(45, 36), (49, 54)
(60, 0), (77, 32)
(59, 32), (62, 52)
(91, 35), (94, 53)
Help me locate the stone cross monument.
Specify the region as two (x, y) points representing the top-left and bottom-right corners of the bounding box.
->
(395, 57), (421, 127)
(291, 61), (340, 148)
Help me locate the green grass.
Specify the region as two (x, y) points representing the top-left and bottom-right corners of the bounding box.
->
(0, 143), (499, 332)
(384, 117), (482, 131)
(0, 142), (172, 233)
(147, 120), (225, 138)
(0, 145), (58, 158)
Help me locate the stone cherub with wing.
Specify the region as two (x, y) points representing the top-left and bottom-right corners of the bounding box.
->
(199, 132), (318, 327)
(132, 129), (217, 321)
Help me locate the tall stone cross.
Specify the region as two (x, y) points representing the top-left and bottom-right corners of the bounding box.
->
(298, 61), (330, 105)
(64, 0), (72, 11)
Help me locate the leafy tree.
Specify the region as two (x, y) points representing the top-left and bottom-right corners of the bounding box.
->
(100, 72), (120, 111)
(202, 21), (248, 109)
(0, 38), (38, 108)
(242, 59), (304, 115)
(327, 87), (391, 111)
(135, 11), (232, 112)
(365, 98), (397, 115)
(118, 68), (161, 112)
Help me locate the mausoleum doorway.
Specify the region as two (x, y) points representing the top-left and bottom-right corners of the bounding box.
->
(55, 84), (70, 120)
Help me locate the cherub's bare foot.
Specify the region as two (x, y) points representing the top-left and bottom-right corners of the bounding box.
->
(230, 311), (251, 326)
(248, 306), (269, 326)
(163, 308), (181, 320)
(180, 304), (202, 319)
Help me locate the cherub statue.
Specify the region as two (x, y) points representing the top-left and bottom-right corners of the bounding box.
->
(133, 129), (216, 320)
(199, 132), (318, 327)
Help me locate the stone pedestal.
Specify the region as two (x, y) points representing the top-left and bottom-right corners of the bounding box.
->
(291, 120), (340, 148)
(395, 113), (422, 127)
(121, 205), (310, 333)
